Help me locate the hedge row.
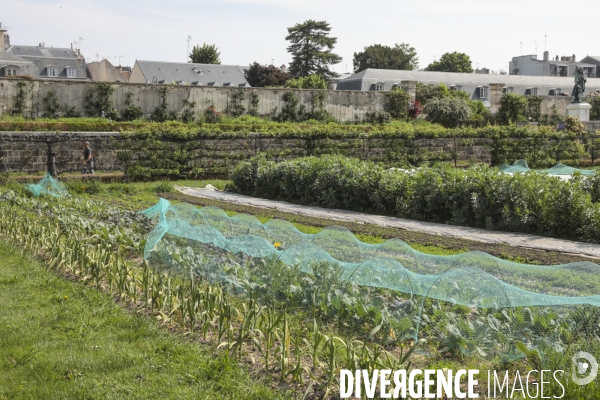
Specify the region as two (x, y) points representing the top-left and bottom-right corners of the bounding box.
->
(0, 117), (595, 140)
(231, 155), (600, 243)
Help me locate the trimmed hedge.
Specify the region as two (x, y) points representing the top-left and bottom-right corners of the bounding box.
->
(0, 117), (593, 140)
(231, 155), (600, 243)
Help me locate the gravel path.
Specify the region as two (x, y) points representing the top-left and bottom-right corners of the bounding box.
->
(179, 186), (600, 259)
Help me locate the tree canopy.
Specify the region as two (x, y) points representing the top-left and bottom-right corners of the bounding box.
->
(189, 43), (221, 64)
(353, 43), (418, 72)
(244, 62), (290, 87)
(286, 20), (341, 80)
(426, 52), (473, 73)
(284, 74), (328, 89)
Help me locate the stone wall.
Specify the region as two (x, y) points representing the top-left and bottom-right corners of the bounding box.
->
(0, 132), (494, 175)
(0, 78), (584, 123)
(0, 132), (121, 173)
(585, 121), (600, 132)
(0, 79), (388, 123)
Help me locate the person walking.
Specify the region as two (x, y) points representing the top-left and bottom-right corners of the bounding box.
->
(82, 141), (95, 175)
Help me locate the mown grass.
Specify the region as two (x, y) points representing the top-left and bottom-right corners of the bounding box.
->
(0, 241), (288, 400)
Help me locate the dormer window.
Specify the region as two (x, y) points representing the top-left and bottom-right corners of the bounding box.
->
(549, 88), (562, 96)
(66, 66), (77, 78)
(525, 87), (538, 96)
(1, 66), (18, 76)
(47, 66), (58, 77)
(503, 86), (514, 94)
(373, 82), (384, 91)
(449, 85), (462, 91)
(478, 86), (488, 99)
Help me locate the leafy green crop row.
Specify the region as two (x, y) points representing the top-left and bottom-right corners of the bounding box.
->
(231, 155), (600, 243)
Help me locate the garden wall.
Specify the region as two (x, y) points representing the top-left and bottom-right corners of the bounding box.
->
(0, 79), (585, 124)
(1, 130), (594, 176)
(0, 79), (387, 123)
(0, 132), (120, 173)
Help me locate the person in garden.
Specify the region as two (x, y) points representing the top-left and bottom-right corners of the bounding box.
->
(82, 141), (95, 175)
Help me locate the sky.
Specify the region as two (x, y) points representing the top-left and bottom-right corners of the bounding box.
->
(2, 0), (599, 75)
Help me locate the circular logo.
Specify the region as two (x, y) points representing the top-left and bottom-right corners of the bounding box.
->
(572, 351), (598, 386)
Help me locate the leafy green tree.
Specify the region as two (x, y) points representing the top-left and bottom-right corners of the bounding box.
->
(189, 43), (221, 64)
(284, 74), (328, 89)
(385, 87), (411, 119)
(496, 93), (528, 125)
(244, 62), (290, 87)
(426, 52), (473, 73)
(423, 97), (472, 128)
(286, 20), (341, 80)
(416, 83), (468, 105)
(353, 43), (418, 72)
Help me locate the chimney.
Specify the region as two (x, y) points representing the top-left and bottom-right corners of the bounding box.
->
(573, 54), (576, 62)
(0, 22), (6, 51)
(543, 51), (549, 62)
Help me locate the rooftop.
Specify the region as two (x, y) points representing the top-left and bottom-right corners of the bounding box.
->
(7, 45), (81, 59)
(135, 60), (249, 86)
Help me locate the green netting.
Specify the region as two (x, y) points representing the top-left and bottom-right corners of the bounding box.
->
(24, 173), (68, 197)
(500, 159), (596, 176)
(139, 199), (600, 362)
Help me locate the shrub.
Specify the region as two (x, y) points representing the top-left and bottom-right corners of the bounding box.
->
(496, 93), (528, 125)
(591, 96), (600, 121)
(407, 100), (423, 120)
(203, 105), (222, 123)
(364, 111), (392, 125)
(122, 92), (144, 122)
(385, 87), (410, 119)
(423, 97), (472, 128)
(231, 155), (600, 243)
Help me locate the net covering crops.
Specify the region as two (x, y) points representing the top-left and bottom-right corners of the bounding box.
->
(140, 199), (600, 361)
(24, 174), (68, 197)
(500, 159), (597, 176)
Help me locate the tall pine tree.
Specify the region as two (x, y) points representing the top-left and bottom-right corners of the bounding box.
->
(285, 20), (341, 80)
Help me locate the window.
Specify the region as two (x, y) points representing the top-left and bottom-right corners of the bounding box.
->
(374, 83), (384, 92)
(66, 67), (77, 78)
(549, 88), (561, 96)
(5, 68), (17, 76)
(558, 66), (567, 77)
(47, 66), (57, 77)
(503, 87), (513, 94)
(449, 85), (462, 91)
(479, 86), (488, 99)
(525, 87), (538, 96)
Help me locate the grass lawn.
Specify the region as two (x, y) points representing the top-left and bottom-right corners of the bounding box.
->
(0, 241), (288, 400)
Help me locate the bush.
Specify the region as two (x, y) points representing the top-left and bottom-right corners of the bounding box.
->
(203, 106), (222, 123)
(284, 74), (328, 89)
(496, 93), (528, 125)
(424, 97), (472, 128)
(385, 88), (410, 119)
(590, 96), (600, 121)
(231, 155), (600, 243)
(364, 111), (392, 125)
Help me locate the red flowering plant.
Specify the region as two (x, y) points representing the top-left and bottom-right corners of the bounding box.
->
(408, 100), (423, 120)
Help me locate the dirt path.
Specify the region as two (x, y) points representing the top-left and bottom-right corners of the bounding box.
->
(179, 186), (600, 259)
